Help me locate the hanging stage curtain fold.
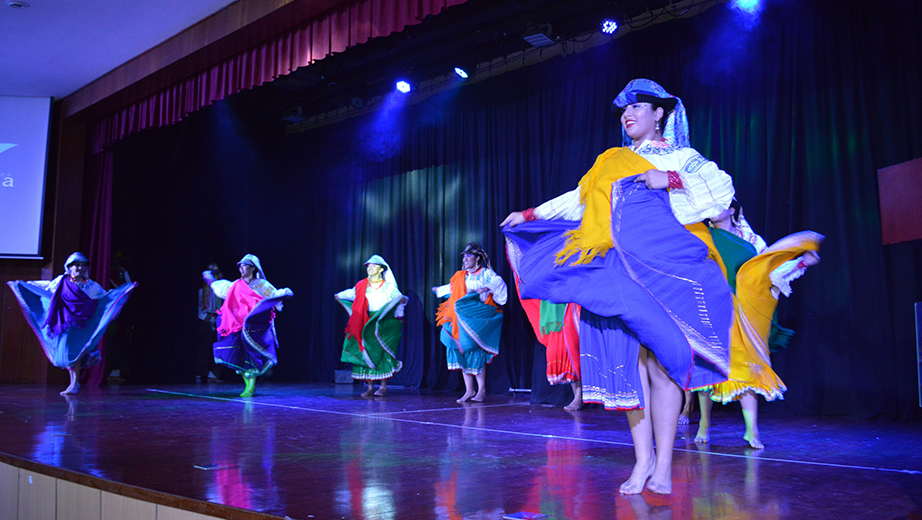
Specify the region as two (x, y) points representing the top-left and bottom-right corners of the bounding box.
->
(89, 0), (468, 152)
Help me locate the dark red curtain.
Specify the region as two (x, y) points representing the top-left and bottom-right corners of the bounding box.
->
(79, 148), (113, 386)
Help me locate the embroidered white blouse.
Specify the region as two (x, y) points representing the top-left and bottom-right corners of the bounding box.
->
(533, 140), (735, 225)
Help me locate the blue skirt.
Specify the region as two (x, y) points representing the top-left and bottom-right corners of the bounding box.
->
(504, 178), (731, 409)
(214, 293), (289, 378)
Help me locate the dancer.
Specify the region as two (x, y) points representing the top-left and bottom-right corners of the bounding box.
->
(433, 243), (507, 403)
(6, 252), (137, 395)
(203, 254), (293, 397)
(335, 255), (408, 397)
(197, 263), (224, 383)
(690, 200), (822, 449)
(503, 79), (735, 494)
(512, 284), (583, 410)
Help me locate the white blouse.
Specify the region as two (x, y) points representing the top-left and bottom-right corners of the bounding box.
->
(434, 267), (508, 306)
(534, 140), (735, 225)
(335, 280), (405, 314)
(28, 275), (106, 299)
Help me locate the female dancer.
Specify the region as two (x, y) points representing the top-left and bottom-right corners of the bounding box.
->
(336, 255), (408, 397)
(503, 79), (735, 494)
(433, 243), (507, 403)
(7, 252), (137, 395)
(691, 200), (821, 449)
(203, 254), (293, 397)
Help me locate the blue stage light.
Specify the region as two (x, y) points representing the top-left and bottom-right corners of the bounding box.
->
(731, 0), (762, 15)
(396, 81), (411, 93)
(601, 19), (619, 35)
(454, 67), (469, 79)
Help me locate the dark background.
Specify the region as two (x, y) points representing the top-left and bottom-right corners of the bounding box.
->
(109, 0), (922, 419)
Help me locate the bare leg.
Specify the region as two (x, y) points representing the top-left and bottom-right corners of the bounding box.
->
(645, 351), (682, 494)
(471, 371), (487, 402)
(696, 391), (713, 444)
(374, 378), (388, 396)
(564, 381), (584, 411)
(361, 380), (375, 397)
(678, 390), (693, 425)
(60, 366), (81, 395)
(740, 391), (763, 449)
(457, 373), (475, 403)
(620, 349), (655, 495)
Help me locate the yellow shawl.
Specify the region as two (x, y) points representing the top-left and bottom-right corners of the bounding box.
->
(555, 147), (659, 265)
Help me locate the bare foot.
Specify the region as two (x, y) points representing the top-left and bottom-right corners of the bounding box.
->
(374, 387), (387, 397)
(471, 391), (485, 402)
(695, 424), (709, 444)
(59, 383), (79, 396)
(744, 432), (764, 450)
(678, 414), (689, 426)
(360, 385), (375, 397)
(239, 387), (254, 398)
(646, 469), (672, 494)
(456, 391), (474, 403)
(619, 456), (655, 494)
(564, 397), (584, 411)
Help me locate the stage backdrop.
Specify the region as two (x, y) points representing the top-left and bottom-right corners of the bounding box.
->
(111, 0), (922, 419)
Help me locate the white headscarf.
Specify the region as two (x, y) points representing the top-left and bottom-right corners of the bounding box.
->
(64, 252), (89, 274)
(237, 253), (266, 280)
(364, 254), (399, 293)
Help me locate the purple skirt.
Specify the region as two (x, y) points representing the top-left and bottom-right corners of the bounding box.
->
(504, 178), (731, 409)
(213, 294), (289, 378)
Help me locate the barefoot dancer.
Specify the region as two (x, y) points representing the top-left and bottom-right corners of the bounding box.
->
(336, 255), (408, 397)
(434, 243), (507, 403)
(509, 280), (583, 410)
(688, 200), (822, 449)
(503, 79), (735, 494)
(204, 254), (293, 398)
(7, 252), (137, 395)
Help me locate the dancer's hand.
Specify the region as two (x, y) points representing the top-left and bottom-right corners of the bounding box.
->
(633, 169), (669, 189)
(501, 211), (525, 227)
(803, 251), (821, 266)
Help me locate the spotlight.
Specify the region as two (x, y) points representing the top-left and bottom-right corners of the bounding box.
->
(601, 19), (619, 35)
(731, 0), (762, 15)
(454, 67), (470, 79)
(395, 80), (411, 93)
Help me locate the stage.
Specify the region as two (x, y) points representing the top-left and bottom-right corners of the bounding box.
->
(1, 383), (920, 520)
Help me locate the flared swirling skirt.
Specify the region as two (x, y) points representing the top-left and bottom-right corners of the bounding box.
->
(214, 293), (290, 378)
(511, 274), (582, 385)
(504, 178), (732, 409)
(339, 295), (407, 380)
(6, 280), (137, 369)
(441, 293), (503, 375)
(704, 231), (823, 403)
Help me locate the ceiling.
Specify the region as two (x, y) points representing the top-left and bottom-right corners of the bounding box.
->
(228, 0), (707, 126)
(0, 0), (708, 116)
(0, 0), (238, 98)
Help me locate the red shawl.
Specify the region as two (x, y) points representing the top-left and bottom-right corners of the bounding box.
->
(344, 278), (370, 350)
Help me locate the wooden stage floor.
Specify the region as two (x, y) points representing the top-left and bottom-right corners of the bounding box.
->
(0, 383), (920, 519)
